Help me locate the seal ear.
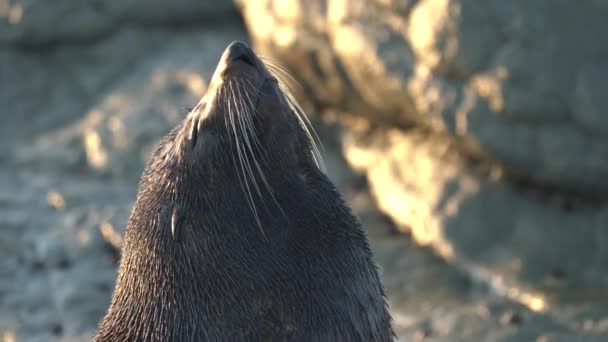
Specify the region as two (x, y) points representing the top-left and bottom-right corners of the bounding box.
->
(161, 205), (187, 242)
(171, 207), (183, 241)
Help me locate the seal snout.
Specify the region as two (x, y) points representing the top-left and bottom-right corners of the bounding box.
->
(224, 41), (256, 67)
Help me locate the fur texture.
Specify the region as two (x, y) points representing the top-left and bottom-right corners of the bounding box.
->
(95, 41), (394, 342)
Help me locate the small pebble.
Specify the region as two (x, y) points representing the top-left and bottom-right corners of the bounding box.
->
(500, 311), (522, 326)
(47, 191), (65, 210)
(48, 322), (63, 336)
(30, 261), (44, 273)
(413, 325), (432, 341)
(56, 257), (71, 270)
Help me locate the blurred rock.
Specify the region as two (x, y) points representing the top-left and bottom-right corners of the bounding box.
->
(11, 27), (244, 179)
(573, 64), (608, 136)
(0, 29), (169, 162)
(340, 120), (608, 322)
(238, 0), (608, 196)
(0, 0), (237, 46)
(0, 169), (129, 340)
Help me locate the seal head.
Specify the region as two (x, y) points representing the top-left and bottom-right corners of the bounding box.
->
(95, 41), (393, 341)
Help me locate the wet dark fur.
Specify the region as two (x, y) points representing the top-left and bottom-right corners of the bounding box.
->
(95, 42), (393, 341)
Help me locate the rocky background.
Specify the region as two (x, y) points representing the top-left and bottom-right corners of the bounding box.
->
(1, 0), (607, 341)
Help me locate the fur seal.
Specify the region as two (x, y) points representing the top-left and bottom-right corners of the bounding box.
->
(95, 41), (393, 341)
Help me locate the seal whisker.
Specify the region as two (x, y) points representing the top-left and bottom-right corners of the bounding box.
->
(235, 79), (288, 220)
(260, 57), (302, 89)
(259, 63), (326, 171)
(232, 80), (265, 201)
(240, 79), (275, 176)
(277, 82), (326, 172)
(242, 77), (266, 97)
(235, 79), (266, 168)
(229, 81), (258, 192)
(227, 80), (264, 234)
(238, 78), (268, 163)
(233, 80), (287, 220)
(219, 85), (231, 133)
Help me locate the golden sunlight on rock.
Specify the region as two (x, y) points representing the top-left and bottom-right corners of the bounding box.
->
(272, 0), (326, 32)
(470, 66), (508, 112)
(47, 191), (66, 210)
(407, 0), (450, 71)
(0, 0), (22, 24)
(327, 0), (352, 24)
(100, 222), (123, 249)
(344, 143), (376, 172)
(507, 286), (546, 313)
(77, 229), (91, 246)
(272, 0), (301, 23)
(341, 124), (564, 315)
(274, 26), (297, 48)
(527, 296), (546, 312)
(333, 25), (366, 58)
(370, 166), (456, 260)
(2, 330), (16, 342)
(107, 116), (128, 150)
(465, 262), (547, 313)
(84, 129), (108, 170)
(180, 73), (206, 97)
(331, 20), (417, 118)
(407, 64), (450, 130)
(344, 128), (459, 260)
(455, 88), (475, 135)
(240, 1), (275, 45)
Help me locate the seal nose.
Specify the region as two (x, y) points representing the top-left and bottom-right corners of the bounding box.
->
(225, 41), (255, 66)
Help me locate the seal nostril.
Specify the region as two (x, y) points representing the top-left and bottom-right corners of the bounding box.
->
(231, 52), (255, 67)
(226, 41), (255, 67)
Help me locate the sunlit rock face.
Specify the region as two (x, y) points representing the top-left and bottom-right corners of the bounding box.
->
(238, 0), (608, 323)
(341, 120), (608, 315)
(237, 0), (608, 196)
